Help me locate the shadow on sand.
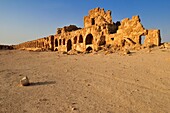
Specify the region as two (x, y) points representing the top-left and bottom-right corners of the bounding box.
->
(30, 81), (56, 86)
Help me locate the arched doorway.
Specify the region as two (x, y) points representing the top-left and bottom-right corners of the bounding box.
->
(51, 36), (54, 50)
(74, 36), (77, 44)
(63, 39), (65, 45)
(86, 46), (93, 52)
(79, 35), (83, 43)
(55, 39), (58, 47)
(59, 39), (62, 45)
(55, 48), (58, 51)
(85, 34), (93, 45)
(67, 39), (72, 51)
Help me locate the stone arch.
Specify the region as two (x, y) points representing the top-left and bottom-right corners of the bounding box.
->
(86, 46), (93, 52)
(79, 35), (83, 43)
(63, 39), (65, 45)
(59, 39), (62, 45)
(55, 39), (58, 47)
(74, 36), (77, 44)
(55, 48), (58, 51)
(67, 39), (72, 51)
(85, 34), (93, 45)
(51, 36), (54, 50)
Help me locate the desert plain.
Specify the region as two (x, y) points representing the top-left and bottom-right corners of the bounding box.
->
(0, 48), (170, 113)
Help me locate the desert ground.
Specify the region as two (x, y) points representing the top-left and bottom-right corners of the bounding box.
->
(0, 48), (170, 113)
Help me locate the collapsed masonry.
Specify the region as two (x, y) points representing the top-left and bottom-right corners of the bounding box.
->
(14, 7), (161, 52)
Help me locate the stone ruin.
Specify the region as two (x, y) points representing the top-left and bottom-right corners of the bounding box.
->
(0, 45), (13, 50)
(14, 7), (161, 52)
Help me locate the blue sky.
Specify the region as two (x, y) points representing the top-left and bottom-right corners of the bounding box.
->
(0, 0), (170, 45)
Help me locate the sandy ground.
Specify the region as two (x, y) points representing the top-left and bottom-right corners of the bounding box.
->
(0, 48), (170, 113)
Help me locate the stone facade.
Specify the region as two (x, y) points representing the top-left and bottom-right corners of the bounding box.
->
(14, 7), (161, 52)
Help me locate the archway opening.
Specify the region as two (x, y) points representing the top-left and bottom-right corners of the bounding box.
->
(55, 48), (58, 51)
(74, 36), (77, 44)
(86, 46), (93, 52)
(91, 18), (95, 25)
(139, 36), (145, 45)
(55, 39), (58, 47)
(67, 39), (72, 51)
(63, 39), (65, 45)
(85, 34), (93, 45)
(59, 39), (62, 45)
(51, 36), (54, 50)
(79, 35), (83, 43)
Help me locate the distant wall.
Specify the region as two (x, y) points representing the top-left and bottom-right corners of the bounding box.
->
(0, 45), (13, 50)
(14, 37), (52, 51)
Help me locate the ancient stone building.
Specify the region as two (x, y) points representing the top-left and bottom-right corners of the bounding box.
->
(14, 7), (161, 52)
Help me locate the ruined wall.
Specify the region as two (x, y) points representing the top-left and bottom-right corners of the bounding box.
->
(144, 29), (161, 46)
(56, 25), (81, 35)
(14, 37), (52, 51)
(53, 8), (118, 52)
(14, 7), (161, 52)
(109, 15), (147, 48)
(54, 24), (111, 52)
(84, 7), (113, 28)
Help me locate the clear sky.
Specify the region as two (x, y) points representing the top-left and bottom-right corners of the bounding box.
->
(0, 0), (170, 45)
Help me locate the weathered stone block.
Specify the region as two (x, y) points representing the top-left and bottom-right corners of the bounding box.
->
(20, 76), (30, 86)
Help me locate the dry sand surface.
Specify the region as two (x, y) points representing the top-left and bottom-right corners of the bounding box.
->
(0, 48), (170, 113)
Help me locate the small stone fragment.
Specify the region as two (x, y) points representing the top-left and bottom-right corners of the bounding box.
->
(72, 107), (77, 111)
(123, 49), (131, 55)
(20, 76), (30, 86)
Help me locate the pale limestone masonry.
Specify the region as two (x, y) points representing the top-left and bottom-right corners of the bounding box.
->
(14, 7), (161, 52)
(145, 30), (161, 46)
